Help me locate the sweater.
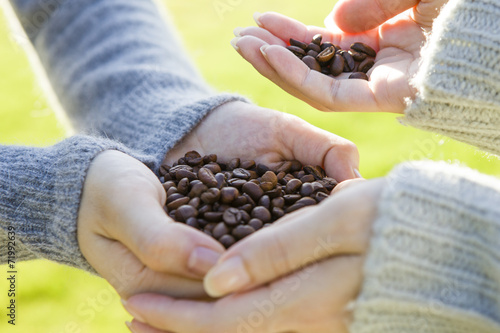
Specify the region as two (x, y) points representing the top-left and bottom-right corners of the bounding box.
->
(0, 0), (244, 271)
(352, 0), (500, 331)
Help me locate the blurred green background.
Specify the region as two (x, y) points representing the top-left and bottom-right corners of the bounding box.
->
(0, 0), (499, 332)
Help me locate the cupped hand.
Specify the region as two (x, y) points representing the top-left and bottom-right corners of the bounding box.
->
(231, 0), (447, 113)
(164, 100), (360, 181)
(121, 179), (383, 333)
(77, 150), (226, 300)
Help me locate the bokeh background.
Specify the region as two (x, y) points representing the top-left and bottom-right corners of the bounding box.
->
(1, 0), (499, 332)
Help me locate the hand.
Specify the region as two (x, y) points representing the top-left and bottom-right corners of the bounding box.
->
(77, 150), (225, 300)
(164, 101), (359, 181)
(121, 179), (383, 332)
(231, 0), (447, 113)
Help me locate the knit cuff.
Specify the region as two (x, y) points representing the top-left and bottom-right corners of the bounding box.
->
(351, 161), (500, 332)
(403, 0), (500, 156)
(0, 136), (153, 272)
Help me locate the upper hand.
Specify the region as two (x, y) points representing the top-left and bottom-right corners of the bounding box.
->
(231, 0), (447, 113)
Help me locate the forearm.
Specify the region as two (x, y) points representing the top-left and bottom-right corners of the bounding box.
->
(8, 0), (247, 168)
(404, 0), (500, 155)
(0, 136), (149, 271)
(352, 162), (500, 332)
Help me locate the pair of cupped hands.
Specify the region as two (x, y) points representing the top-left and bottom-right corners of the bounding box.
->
(77, 0), (447, 332)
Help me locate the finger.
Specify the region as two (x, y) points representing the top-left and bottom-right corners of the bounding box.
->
(412, 0), (449, 29)
(331, 178), (366, 195)
(331, 0), (419, 33)
(204, 179), (383, 297)
(234, 26), (286, 46)
(128, 320), (169, 333)
(103, 195), (225, 279)
(233, 35), (331, 111)
(261, 44), (384, 112)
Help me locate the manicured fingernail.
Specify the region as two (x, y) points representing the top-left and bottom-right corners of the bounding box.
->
(233, 27), (244, 37)
(125, 321), (135, 333)
(121, 299), (145, 323)
(253, 12), (263, 26)
(204, 256), (251, 297)
(188, 247), (222, 277)
(230, 37), (241, 51)
(354, 169), (363, 178)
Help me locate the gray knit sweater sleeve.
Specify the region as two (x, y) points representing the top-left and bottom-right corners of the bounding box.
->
(353, 0), (500, 331)
(0, 0), (245, 270)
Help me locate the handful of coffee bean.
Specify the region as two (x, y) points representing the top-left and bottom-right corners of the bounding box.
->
(287, 34), (376, 80)
(160, 151), (337, 248)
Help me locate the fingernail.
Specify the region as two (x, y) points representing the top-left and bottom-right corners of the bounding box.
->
(204, 256), (251, 297)
(354, 169), (363, 178)
(121, 299), (145, 323)
(253, 12), (263, 26)
(230, 37), (241, 52)
(125, 321), (135, 333)
(260, 45), (268, 56)
(188, 247), (222, 277)
(233, 27), (244, 37)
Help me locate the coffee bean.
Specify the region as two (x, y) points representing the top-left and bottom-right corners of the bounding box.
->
(256, 164), (270, 176)
(276, 161), (293, 174)
(188, 197), (201, 208)
(289, 38), (308, 50)
(239, 203), (253, 214)
(287, 45), (306, 58)
(203, 163), (222, 175)
(203, 154), (217, 164)
(189, 183), (208, 198)
(186, 217), (199, 228)
(215, 173), (226, 189)
(185, 151), (203, 166)
(307, 50), (319, 58)
(258, 195), (271, 210)
(175, 205), (198, 222)
(296, 197), (317, 207)
(258, 181), (273, 192)
(232, 225), (255, 240)
(240, 210), (251, 223)
(295, 170), (306, 179)
(284, 194), (301, 205)
(159, 163), (171, 177)
(265, 186), (282, 199)
(271, 197), (285, 209)
(198, 167), (218, 187)
(349, 50), (367, 62)
(217, 204), (231, 212)
(272, 207), (285, 219)
(240, 160), (256, 170)
(307, 43), (321, 53)
(201, 188), (221, 204)
(177, 178), (190, 195)
(341, 51), (355, 72)
(349, 72), (369, 80)
(233, 195), (247, 206)
(285, 203), (305, 214)
(223, 207), (242, 226)
(317, 46), (335, 65)
(198, 204), (212, 216)
(330, 54), (345, 76)
(302, 56), (321, 71)
(219, 234), (236, 248)
(251, 206), (271, 223)
(228, 178), (247, 189)
(359, 58), (375, 73)
(233, 168), (251, 180)
(300, 174), (315, 183)
(261, 171), (278, 187)
(350, 42), (376, 57)
(167, 196), (190, 210)
(303, 165), (323, 180)
(315, 192), (329, 203)
(285, 179), (303, 194)
(212, 222), (229, 239)
(204, 211), (223, 222)
(176, 169), (197, 181)
(300, 183), (314, 197)
(248, 218), (263, 230)
(242, 193), (256, 207)
(166, 186), (178, 197)
(220, 187), (239, 204)
(242, 182), (264, 202)
(204, 222), (217, 232)
(162, 180), (176, 192)
(228, 158), (240, 170)
(312, 34), (322, 46)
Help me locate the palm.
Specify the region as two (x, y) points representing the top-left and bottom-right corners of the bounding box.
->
(233, 12), (425, 113)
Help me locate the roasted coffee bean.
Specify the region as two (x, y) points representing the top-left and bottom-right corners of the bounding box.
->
(198, 204), (212, 216)
(228, 178), (247, 189)
(350, 42), (376, 57)
(276, 171), (286, 181)
(359, 58), (375, 73)
(315, 192), (329, 203)
(256, 164), (270, 176)
(307, 50), (319, 58)
(220, 187), (239, 204)
(162, 180), (176, 192)
(159, 163), (171, 177)
(300, 183), (314, 197)
(303, 165), (323, 180)
(228, 158), (240, 170)
(201, 188), (221, 204)
(169, 165), (193, 177)
(176, 169), (197, 181)
(287, 45), (306, 58)
(300, 174), (316, 183)
(319, 177), (338, 191)
(330, 54), (345, 76)
(341, 51), (355, 72)
(271, 197), (285, 209)
(296, 197), (317, 207)
(203, 154), (217, 164)
(259, 181), (274, 192)
(259, 195), (271, 210)
(307, 43), (321, 53)
(276, 161), (293, 174)
(302, 56), (321, 71)
(213, 222), (230, 239)
(349, 72), (369, 80)
(219, 234), (236, 248)
(317, 46), (335, 65)
(240, 210), (251, 223)
(177, 178), (190, 195)
(167, 196), (190, 210)
(261, 171), (278, 187)
(232, 225), (255, 240)
(251, 206), (271, 223)
(185, 151), (203, 166)
(272, 207), (285, 219)
(295, 170), (306, 179)
(243, 193), (256, 207)
(284, 194), (301, 205)
(349, 50), (367, 62)
(223, 207), (242, 226)
(312, 34), (322, 45)
(321, 42), (334, 51)
(204, 222), (217, 232)
(242, 182), (264, 202)
(265, 186), (282, 199)
(198, 167), (218, 187)
(166, 186), (178, 197)
(217, 204), (231, 212)
(186, 217), (199, 229)
(248, 170), (259, 180)
(215, 173), (226, 189)
(239, 203), (253, 214)
(240, 160), (256, 170)
(203, 163), (222, 175)
(204, 211), (223, 222)
(248, 218), (263, 230)
(289, 38), (308, 50)
(188, 197), (201, 209)
(286, 203), (305, 214)
(233, 195), (247, 206)
(233, 168), (251, 180)
(168, 210), (176, 219)
(189, 183), (208, 198)
(285, 179), (303, 194)
(175, 205), (198, 222)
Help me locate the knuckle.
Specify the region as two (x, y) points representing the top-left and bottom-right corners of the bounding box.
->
(262, 230), (295, 277)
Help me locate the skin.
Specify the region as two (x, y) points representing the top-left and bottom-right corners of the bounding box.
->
(77, 101), (359, 302)
(121, 0), (449, 331)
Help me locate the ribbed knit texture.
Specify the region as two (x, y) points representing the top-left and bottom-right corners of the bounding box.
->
(404, 0), (500, 155)
(352, 162), (500, 332)
(0, 0), (246, 271)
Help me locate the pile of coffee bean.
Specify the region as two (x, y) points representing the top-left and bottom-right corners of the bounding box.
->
(286, 34), (376, 81)
(159, 151), (337, 248)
